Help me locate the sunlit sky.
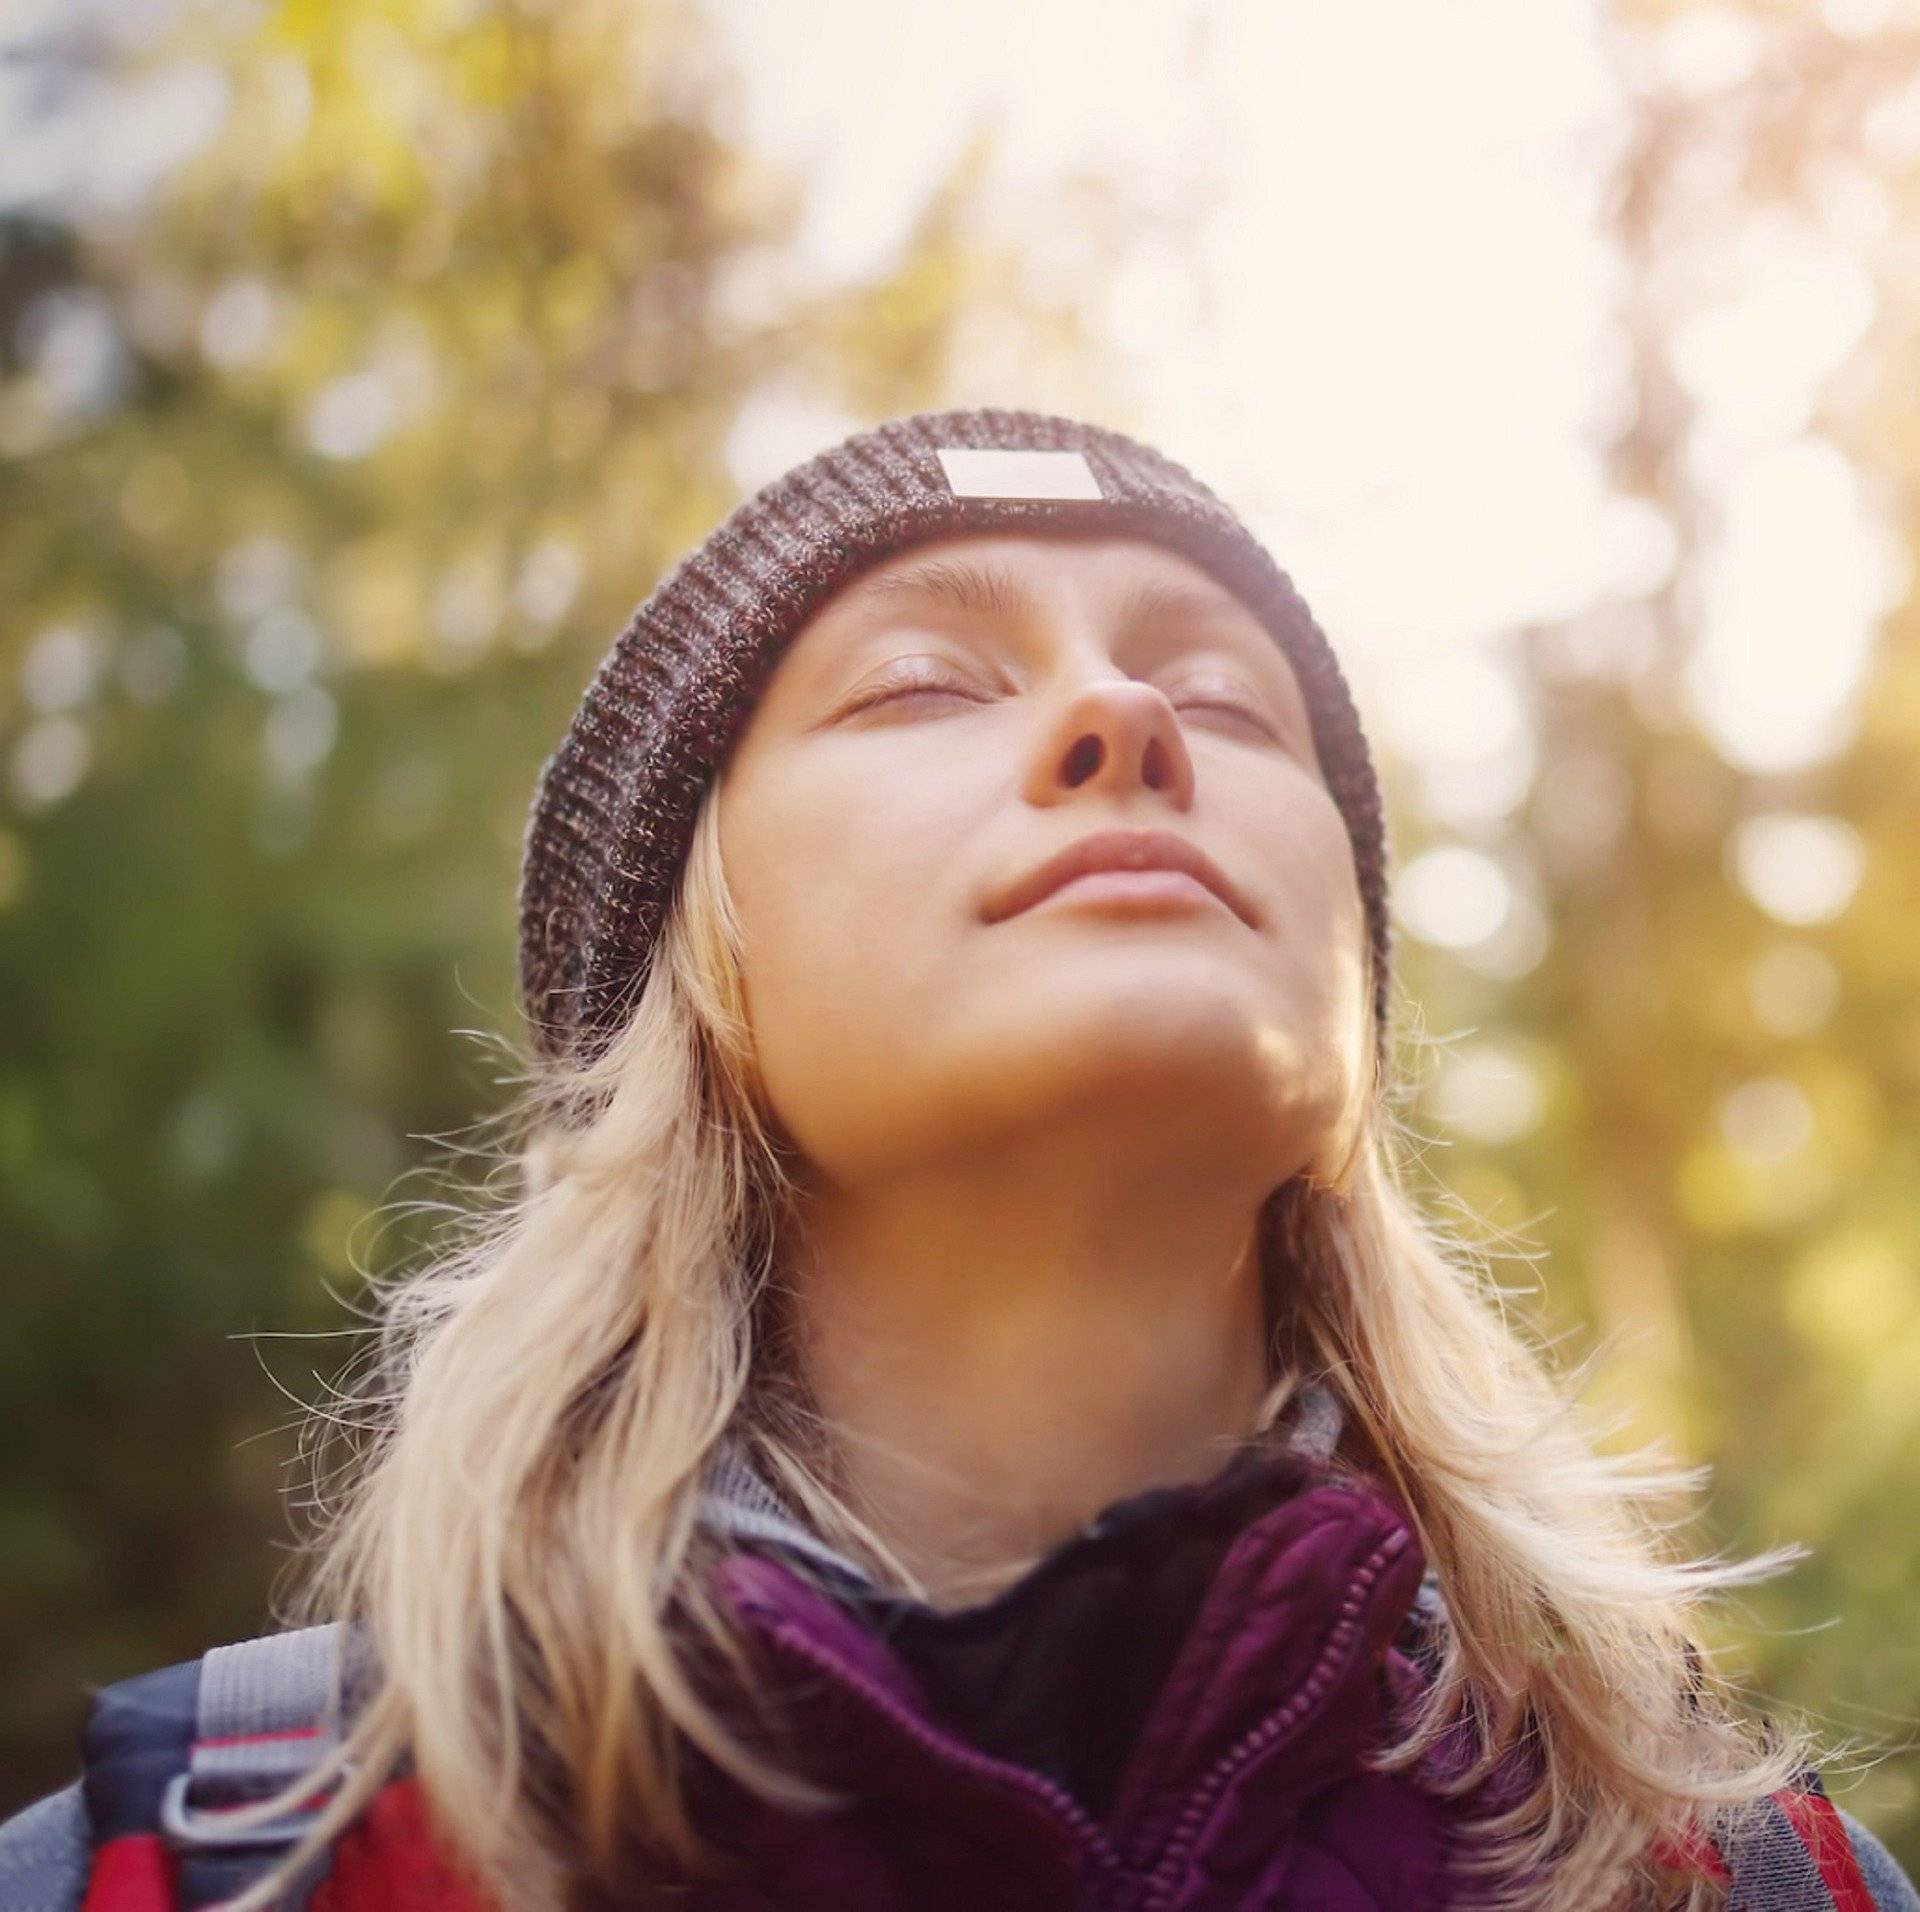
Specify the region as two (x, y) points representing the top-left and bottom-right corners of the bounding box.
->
(702, 0), (1909, 789)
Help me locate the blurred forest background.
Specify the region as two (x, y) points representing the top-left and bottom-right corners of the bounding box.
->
(4, 0), (1920, 1876)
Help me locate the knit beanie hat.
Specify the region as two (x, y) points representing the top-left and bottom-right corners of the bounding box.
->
(517, 407), (1391, 1067)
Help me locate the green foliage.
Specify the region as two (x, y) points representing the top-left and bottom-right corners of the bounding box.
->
(0, 0), (1080, 1802)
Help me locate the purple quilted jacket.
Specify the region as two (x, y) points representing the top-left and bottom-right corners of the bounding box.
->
(623, 1399), (1504, 1911)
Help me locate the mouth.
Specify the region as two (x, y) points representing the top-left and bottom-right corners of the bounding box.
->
(983, 827), (1260, 930)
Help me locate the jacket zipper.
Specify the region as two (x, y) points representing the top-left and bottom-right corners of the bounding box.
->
(743, 1516), (1409, 1910)
(1131, 1526), (1411, 1912)
(753, 1615), (1127, 1891)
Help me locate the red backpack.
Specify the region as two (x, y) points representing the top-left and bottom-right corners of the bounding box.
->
(76, 1624), (483, 1911)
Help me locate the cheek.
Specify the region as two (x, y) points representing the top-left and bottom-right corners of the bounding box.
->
(1258, 801), (1372, 1048)
(721, 786), (844, 1037)
(717, 747), (972, 1080)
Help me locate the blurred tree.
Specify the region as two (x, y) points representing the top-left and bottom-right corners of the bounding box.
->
(1394, 1), (1920, 1869)
(0, 0), (1114, 1801)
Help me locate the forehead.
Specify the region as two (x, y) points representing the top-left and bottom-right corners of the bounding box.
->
(812, 529), (1261, 627)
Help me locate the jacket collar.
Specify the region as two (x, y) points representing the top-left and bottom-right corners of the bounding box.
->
(692, 1395), (1431, 1868)
(693, 1379), (1351, 1594)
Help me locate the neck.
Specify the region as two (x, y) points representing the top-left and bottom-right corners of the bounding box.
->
(786, 1134), (1279, 1607)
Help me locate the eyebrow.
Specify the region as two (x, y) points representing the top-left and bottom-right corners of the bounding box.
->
(858, 556), (1258, 643)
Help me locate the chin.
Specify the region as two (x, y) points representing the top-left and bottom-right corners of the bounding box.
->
(962, 949), (1295, 1055)
(787, 1034), (1333, 1187)
(1019, 1006), (1293, 1112)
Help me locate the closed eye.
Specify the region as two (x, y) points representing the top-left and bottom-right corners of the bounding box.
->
(839, 666), (1283, 742)
(838, 664), (987, 716)
(1164, 681), (1282, 739)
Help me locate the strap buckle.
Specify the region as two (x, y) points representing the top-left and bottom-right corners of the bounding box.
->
(158, 1768), (345, 1852)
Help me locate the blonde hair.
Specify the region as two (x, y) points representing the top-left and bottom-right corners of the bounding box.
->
(223, 773), (1810, 1910)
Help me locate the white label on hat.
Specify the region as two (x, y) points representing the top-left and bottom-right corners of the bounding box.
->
(935, 446), (1104, 501)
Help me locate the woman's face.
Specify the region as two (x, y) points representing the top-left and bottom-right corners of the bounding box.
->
(715, 531), (1371, 1194)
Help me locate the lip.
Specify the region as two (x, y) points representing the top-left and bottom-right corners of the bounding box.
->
(983, 828), (1260, 930)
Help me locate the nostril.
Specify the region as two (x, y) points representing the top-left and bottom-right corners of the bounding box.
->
(1064, 735), (1104, 784)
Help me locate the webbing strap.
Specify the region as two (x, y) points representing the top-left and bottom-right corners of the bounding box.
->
(192, 1624), (342, 1785)
(1660, 1777), (1879, 1911)
(1764, 1785), (1878, 1912)
(159, 1624), (346, 1910)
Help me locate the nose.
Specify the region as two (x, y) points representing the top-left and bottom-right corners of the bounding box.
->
(1023, 674), (1197, 812)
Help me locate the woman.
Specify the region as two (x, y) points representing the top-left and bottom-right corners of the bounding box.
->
(5, 409), (1915, 1910)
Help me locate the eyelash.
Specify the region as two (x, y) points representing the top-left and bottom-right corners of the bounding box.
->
(843, 667), (1280, 737)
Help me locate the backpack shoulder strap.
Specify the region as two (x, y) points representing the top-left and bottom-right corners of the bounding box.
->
(1734, 1773), (1880, 1911)
(0, 1779), (90, 1911)
(80, 1624), (349, 1911)
(1660, 1771), (1883, 1910)
(1836, 1809), (1920, 1912)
